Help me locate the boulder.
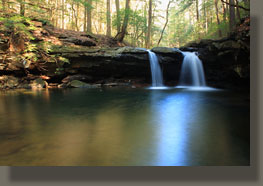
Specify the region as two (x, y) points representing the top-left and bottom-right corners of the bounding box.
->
(31, 78), (48, 89)
(0, 76), (19, 89)
(117, 47), (148, 54)
(151, 47), (181, 54)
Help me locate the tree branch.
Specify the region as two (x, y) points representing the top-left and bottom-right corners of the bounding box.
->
(221, 0), (250, 11)
(157, 0), (173, 46)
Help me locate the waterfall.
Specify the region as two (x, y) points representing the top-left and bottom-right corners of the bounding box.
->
(178, 52), (206, 87)
(147, 50), (164, 87)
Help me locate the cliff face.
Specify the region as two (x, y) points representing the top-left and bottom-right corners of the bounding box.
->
(0, 17), (250, 90)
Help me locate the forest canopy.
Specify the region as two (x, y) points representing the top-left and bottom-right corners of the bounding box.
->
(0, 0), (250, 48)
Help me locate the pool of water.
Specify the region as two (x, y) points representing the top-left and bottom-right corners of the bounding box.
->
(0, 88), (250, 166)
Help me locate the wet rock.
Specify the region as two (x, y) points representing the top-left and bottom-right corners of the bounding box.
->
(0, 76), (19, 89)
(116, 46), (147, 54)
(58, 83), (68, 88)
(179, 47), (198, 52)
(17, 82), (32, 89)
(103, 82), (130, 87)
(31, 78), (48, 89)
(151, 47), (181, 54)
(68, 80), (101, 88)
(47, 83), (59, 88)
(62, 75), (93, 84)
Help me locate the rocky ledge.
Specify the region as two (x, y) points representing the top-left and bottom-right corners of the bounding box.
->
(0, 18), (250, 90)
(0, 46), (184, 89)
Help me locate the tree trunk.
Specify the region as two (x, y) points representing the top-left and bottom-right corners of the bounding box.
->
(115, 0), (130, 42)
(157, 0), (172, 46)
(62, 0), (65, 29)
(226, 0), (229, 12)
(203, 0), (208, 33)
(55, 0), (60, 27)
(214, 0), (222, 37)
(71, 3), (79, 31)
(20, 0), (25, 16)
(196, 0), (199, 22)
(222, 0), (226, 22)
(84, 4), (87, 31)
(144, 1), (147, 47)
(115, 0), (121, 33)
(221, 0), (249, 11)
(146, 0), (152, 48)
(229, 0), (236, 31)
(235, 0), (241, 22)
(106, 0), (111, 36)
(87, 0), (92, 33)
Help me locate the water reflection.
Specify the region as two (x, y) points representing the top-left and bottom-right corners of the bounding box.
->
(0, 89), (249, 166)
(150, 90), (249, 166)
(150, 91), (200, 165)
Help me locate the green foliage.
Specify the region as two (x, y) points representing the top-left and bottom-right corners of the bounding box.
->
(0, 13), (69, 72)
(0, 15), (35, 39)
(165, 0), (250, 47)
(113, 8), (147, 47)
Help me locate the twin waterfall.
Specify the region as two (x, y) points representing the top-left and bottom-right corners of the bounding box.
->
(147, 50), (164, 87)
(147, 50), (206, 88)
(178, 52), (206, 87)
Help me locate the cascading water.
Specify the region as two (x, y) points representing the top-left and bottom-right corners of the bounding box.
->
(147, 50), (164, 87)
(178, 51), (206, 87)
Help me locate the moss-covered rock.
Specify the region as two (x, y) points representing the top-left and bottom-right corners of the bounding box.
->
(151, 47), (179, 54)
(0, 76), (19, 89)
(31, 78), (47, 89)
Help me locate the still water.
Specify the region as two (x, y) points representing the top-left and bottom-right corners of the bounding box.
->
(0, 88), (249, 166)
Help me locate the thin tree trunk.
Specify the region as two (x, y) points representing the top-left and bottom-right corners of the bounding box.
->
(225, 0), (229, 13)
(222, 0), (226, 22)
(84, 4), (87, 31)
(235, 0), (241, 22)
(62, 0), (65, 29)
(214, 0), (222, 37)
(196, 0), (199, 22)
(229, 0), (236, 31)
(203, 0), (208, 33)
(146, 0), (152, 48)
(72, 3), (79, 31)
(144, 1), (147, 47)
(106, 0), (111, 36)
(55, 0), (60, 27)
(77, 3), (80, 30)
(115, 0), (121, 33)
(87, 0), (92, 33)
(20, 0), (25, 16)
(115, 0), (130, 42)
(157, 0), (172, 46)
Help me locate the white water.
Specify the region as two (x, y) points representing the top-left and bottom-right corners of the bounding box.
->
(178, 52), (206, 87)
(147, 50), (164, 87)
